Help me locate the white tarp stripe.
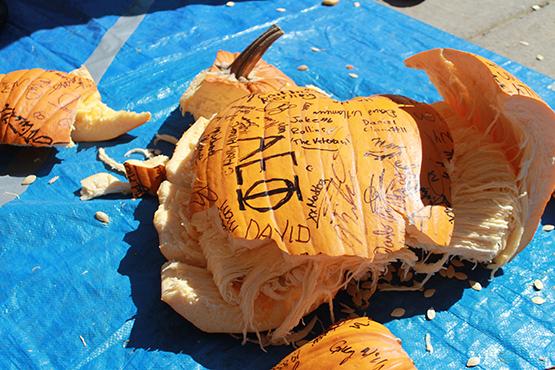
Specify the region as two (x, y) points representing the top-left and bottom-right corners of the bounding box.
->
(84, 0), (155, 82)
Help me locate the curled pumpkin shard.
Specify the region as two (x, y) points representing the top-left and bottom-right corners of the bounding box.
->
(406, 48), (555, 266)
(274, 317), (415, 370)
(0, 66), (150, 147)
(179, 25), (296, 120)
(156, 49), (555, 345)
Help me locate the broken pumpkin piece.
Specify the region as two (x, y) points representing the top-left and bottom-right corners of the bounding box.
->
(406, 48), (555, 266)
(0, 66), (150, 147)
(179, 25), (296, 120)
(124, 155), (169, 198)
(273, 317), (416, 369)
(80, 172), (131, 201)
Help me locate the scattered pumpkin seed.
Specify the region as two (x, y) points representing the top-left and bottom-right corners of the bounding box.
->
(426, 307), (436, 320)
(536, 54), (544, 61)
(48, 176), (59, 184)
(533, 279), (544, 290)
(21, 175), (37, 185)
(310, 47), (321, 52)
(531, 4), (541, 10)
(390, 307), (405, 318)
(297, 65), (309, 71)
(225, 1), (235, 7)
(451, 259), (464, 267)
(542, 224), (554, 232)
(95, 211), (110, 224)
(466, 357), (480, 367)
(532, 296), (545, 305)
(276, 7), (286, 12)
(322, 0), (340, 6)
(354, 1), (361, 7)
(446, 265), (455, 279)
(425, 333), (433, 353)
(455, 272), (468, 281)
(424, 288), (436, 298)
(519, 40), (530, 46)
(348, 72), (359, 79)
(469, 281), (482, 291)
(79, 335), (87, 347)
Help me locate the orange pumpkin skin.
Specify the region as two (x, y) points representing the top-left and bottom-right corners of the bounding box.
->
(0, 68), (96, 146)
(273, 317), (416, 370)
(190, 87), (454, 259)
(179, 50), (296, 120)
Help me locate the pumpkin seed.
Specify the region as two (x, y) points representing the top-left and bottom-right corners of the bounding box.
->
(79, 335), (87, 347)
(451, 259), (464, 267)
(390, 307), (405, 317)
(531, 4), (541, 10)
(48, 176), (59, 184)
(310, 47), (321, 52)
(533, 279), (544, 290)
(455, 272), (468, 281)
(348, 73), (359, 79)
(424, 288), (436, 298)
(95, 211), (110, 224)
(532, 296), (545, 305)
(354, 1), (361, 7)
(469, 281), (482, 291)
(225, 1), (235, 7)
(426, 307), (436, 320)
(276, 7), (286, 12)
(466, 357), (480, 367)
(425, 333), (433, 353)
(542, 224), (554, 231)
(322, 0), (340, 6)
(536, 54), (544, 61)
(21, 175), (37, 185)
(446, 265), (455, 279)
(519, 41), (530, 46)
(297, 65), (309, 71)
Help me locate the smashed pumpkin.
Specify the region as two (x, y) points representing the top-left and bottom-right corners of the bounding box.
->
(274, 317), (415, 370)
(156, 49), (555, 344)
(179, 25), (296, 120)
(0, 66), (150, 147)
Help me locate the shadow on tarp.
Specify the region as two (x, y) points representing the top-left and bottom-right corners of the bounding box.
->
(541, 196), (555, 226)
(358, 263), (498, 325)
(117, 196), (293, 369)
(1, 0), (261, 48)
(0, 144), (60, 178)
(145, 107), (195, 156)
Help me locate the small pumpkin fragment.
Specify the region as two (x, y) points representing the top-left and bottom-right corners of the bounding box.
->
(180, 25), (296, 120)
(273, 317), (416, 369)
(124, 155), (169, 198)
(0, 66), (150, 147)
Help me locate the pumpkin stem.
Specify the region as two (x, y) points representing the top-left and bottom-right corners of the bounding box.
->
(230, 25), (284, 79)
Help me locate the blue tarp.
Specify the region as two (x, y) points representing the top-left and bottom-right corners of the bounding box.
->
(0, 1), (553, 369)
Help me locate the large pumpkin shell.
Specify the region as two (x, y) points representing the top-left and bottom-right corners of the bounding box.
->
(0, 68), (96, 146)
(190, 88), (454, 259)
(273, 317), (416, 370)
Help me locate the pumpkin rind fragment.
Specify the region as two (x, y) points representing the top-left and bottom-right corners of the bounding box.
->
(273, 317), (416, 370)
